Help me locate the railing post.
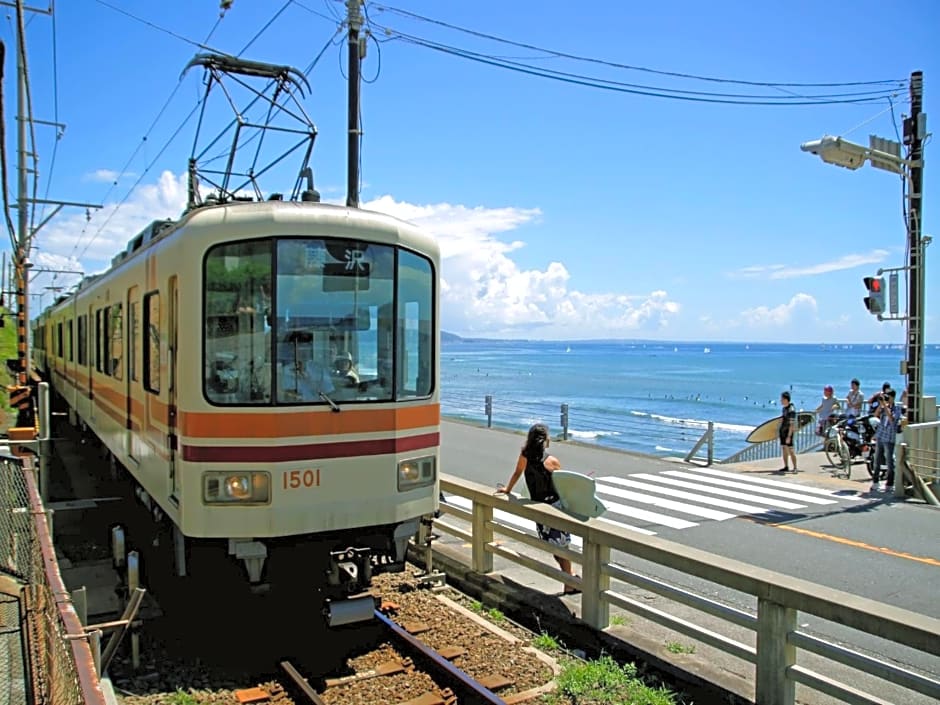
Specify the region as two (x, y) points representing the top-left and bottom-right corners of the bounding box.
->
(707, 421), (714, 466)
(37, 381), (50, 504)
(471, 501), (494, 573)
(560, 403), (569, 441)
(484, 395), (493, 428)
(580, 538), (609, 629)
(756, 597), (796, 705)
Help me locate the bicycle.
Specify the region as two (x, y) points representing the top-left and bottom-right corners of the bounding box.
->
(823, 415), (876, 480)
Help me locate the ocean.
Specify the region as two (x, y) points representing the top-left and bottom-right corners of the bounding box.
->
(439, 339), (940, 460)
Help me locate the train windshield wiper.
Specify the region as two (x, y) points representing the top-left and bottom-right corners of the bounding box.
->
(319, 390), (341, 412)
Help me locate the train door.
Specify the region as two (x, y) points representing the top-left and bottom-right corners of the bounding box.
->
(167, 276), (179, 499)
(87, 303), (95, 423)
(126, 286), (140, 461)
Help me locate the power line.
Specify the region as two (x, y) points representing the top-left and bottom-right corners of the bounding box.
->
(372, 3), (906, 90)
(384, 31), (900, 106)
(38, 4), (61, 223)
(93, 0), (228, 54)
(76, 99), (205, 261)
(238, 0), (291, 55)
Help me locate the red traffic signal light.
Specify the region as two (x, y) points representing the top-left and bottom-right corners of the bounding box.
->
(863, 276), (886, 316)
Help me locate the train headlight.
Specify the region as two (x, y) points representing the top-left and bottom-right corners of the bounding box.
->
(203, 472), (270, 504)
(397, 456), (436, 492)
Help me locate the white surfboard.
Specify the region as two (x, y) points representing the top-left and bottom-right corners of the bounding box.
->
(745, 411), (814, 444)
(552, 471), (607, 518)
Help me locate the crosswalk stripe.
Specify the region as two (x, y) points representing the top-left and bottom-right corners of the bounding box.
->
(631, 473), (805, 510)
(683, 467), (865, 500)
(598, 476), (772, 514)
(662, 470), (837, 505)
(595, 482), (734, 521)
(593, 498), (698, 530)
(441, 495), (657, 540)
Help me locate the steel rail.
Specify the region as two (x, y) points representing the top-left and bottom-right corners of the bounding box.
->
(374, 609), (506, 705)
(280, 660), (328, 705)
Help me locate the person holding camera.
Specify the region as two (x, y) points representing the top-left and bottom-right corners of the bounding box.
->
(872, 388), (900, 492)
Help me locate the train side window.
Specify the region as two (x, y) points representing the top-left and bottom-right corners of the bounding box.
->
(95, 310), (103, 373)
(110, 303), (123, 380)
(396, 250), (434, 399)
(78, 315), (87, 366)
(103, 307), (111, 376)
(144, 292), (160, 394)
(68, 320), (74, 362)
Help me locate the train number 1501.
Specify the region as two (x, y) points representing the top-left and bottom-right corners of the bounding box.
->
(282, 468), (321, 490)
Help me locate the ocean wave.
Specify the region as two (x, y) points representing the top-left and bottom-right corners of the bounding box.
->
(649, 413), (752, 434)
(654, 445), (674, 452)
(568, 429), (621, 440)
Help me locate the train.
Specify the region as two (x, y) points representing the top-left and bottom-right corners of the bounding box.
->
(32, 197), (440, 624)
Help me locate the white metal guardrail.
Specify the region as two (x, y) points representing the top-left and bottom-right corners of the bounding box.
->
(434, 474), (940, 705)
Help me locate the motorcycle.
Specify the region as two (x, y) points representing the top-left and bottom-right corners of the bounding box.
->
(824, 414), (877, 479)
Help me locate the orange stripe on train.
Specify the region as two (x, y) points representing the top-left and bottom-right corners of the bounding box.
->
(180, 403), (440, 438)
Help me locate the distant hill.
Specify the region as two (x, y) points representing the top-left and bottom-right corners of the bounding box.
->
(441, 331), (464, 343)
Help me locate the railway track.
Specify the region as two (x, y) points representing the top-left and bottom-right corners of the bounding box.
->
(281, 601), (553, 705)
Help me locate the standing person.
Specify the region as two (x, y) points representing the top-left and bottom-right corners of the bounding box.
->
(778, 391), (798, 473)
(872, 389), (900, 491)
(496, 423), (580, 594)
(814, 385), (841, 436)
(845, 379), (864, 418)
(868, 382), (892, 414)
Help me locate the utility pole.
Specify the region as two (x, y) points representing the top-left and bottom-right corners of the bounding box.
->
(3, 0), (100, 427)
(904, 71), (925, 424)
(15, 0), (29, 395)
(345, 0), (362, 208)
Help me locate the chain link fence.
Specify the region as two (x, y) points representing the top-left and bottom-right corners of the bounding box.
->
(1, 452), (107, 705)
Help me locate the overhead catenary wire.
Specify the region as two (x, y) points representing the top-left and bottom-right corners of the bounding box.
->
(381, 30), (900, 106)
(76, 14), (340, 262)
(74, 0), (301, 260)
(371, 2), (906, 90)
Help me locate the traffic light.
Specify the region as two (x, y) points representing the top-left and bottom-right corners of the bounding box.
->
(863, 276), (886, 316)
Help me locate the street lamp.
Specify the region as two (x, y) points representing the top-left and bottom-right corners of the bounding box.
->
(799, 135), (919, 175)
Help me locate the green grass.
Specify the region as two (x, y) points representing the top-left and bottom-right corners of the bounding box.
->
(532, 632), (560, 651)
(165, 689), (199, 705)
(551, 655), (677, 705)
(487, 607), (505, 623)
(665, 641), (696, 655)
(0, 309), (18, 427)
(610, 614), (629, 626)
(469, 600), (483, 613)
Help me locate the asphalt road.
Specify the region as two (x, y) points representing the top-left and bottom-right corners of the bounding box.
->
(439, 419), (940, 689)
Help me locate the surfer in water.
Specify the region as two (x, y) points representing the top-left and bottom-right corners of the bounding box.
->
(496, 423), (580, 595)
(779, 391), (798, 473)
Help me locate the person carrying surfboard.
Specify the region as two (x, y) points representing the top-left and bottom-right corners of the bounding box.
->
(779, 391), (798, 473)
(496, 423), (581, 594)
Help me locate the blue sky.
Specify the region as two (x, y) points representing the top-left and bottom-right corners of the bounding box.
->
(5, 0), (938, 343)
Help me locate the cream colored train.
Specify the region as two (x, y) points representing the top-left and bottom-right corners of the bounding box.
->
(33, 200), (440, 623)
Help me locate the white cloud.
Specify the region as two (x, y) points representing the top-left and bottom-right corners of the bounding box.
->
(362, 195), (681, 338)
(737, 293), (818, 327)
(83, 168), (138, 184)
(42, 170), (187, 265)
(33, 177), (680, 338)
(729, 250), (890, 280)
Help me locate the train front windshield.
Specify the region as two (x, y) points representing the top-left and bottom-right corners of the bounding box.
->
(204, 237), (434, 405)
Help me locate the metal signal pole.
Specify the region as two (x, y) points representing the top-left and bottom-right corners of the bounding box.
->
(905, 71), (925, 423)
(346, 0), (363, 208)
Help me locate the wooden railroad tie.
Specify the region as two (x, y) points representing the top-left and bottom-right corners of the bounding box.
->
(396, 688), (456, 705)
(478, 674), (514, 691)
(401, 620), (430, 635)
(234, 687), (270, 704)
(323, 658), (413, 687)
(436, 645), (466, 661)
